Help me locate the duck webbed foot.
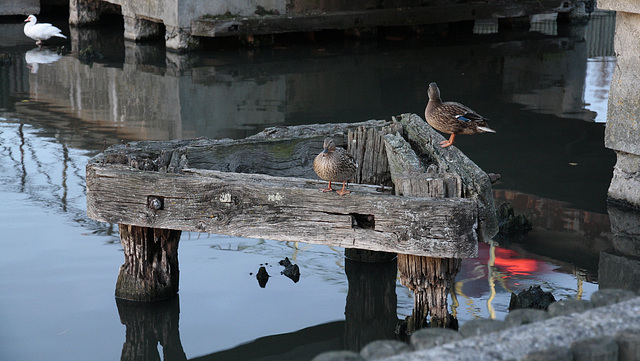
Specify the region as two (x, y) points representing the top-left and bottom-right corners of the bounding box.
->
(439, 133), (456, 148)
(320, 181), (334, 192)
(336, 182), (351, 196)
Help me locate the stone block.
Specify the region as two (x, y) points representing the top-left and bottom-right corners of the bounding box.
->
(410, 328), (462, 350)
(360, 340), (412, 359)
(598, 252), (640, 294)
(591, 288), (637, 308)
(312, 351), (365, 361)
(604, 12), (640, 155)
(504, 308), (549, 327)
(547, 299), (593, 317)
(615, 329), (640, 361)
(570, 336), (619, 361)
(459, 319), (507, 338)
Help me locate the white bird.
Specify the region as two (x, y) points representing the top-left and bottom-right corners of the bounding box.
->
(23, 15), (67, 46)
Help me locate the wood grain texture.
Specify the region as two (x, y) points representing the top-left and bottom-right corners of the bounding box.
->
(385, 130), (464, 329)
(86, 163), (478, 258)
(397, 113), (498, 242)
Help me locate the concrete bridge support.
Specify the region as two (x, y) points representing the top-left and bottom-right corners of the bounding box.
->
(69, 0), (201, 52)
(599, 0), (640, 207)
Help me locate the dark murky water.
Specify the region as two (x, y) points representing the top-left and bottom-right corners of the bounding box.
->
(0, 10), (621, 360)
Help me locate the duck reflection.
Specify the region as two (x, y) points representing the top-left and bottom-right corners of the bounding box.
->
(24, 48), (61, 73)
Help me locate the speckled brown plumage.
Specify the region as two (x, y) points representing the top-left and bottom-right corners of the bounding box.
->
(313, 137), (357, 196)
(425, 82), (496, 148)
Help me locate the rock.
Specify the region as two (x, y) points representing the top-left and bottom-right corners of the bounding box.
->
(590, 288), (636, 308)
(312, 351), (365, 361)
(615, 329), (640, 361)
(411, 328), (462, 350)
(256, 266), (269, 288)
(522, 346), (573, 361)
(279, 257), (301, 282)
(78, 45), (104, 65)
(360, 340), (412, 359)
(547, 299), (593, 317)
(504, 308), (549, 327)
(497, 202), (533, 235)
(282, 263), (300, 283)
(570, 336), (618, 361)
(459, 319), (507, 338)
(509, 285), (556, 311)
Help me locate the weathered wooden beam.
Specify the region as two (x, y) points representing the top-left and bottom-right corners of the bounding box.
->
(397, 113), (498, 242)
(86, 163), (478, 258)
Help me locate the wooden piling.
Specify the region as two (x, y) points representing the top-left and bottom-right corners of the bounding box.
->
(384, 131), (464, 330)
(116, 224), (181, 301)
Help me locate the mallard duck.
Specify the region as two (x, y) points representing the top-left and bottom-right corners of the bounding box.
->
(425, 82), (495, 148)
(313, 137), (357, 196)
(23, 15), (67, 46)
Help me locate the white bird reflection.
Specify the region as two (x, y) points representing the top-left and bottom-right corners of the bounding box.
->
(24, 48), (61, 74)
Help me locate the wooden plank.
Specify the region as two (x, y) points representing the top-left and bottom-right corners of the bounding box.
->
(86, 163), (478, 258)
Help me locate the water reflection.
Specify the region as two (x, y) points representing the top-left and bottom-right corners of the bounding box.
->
(600, 204), (640, 294)
(0, 10), (620, 360)
(24, 48), (62, 74)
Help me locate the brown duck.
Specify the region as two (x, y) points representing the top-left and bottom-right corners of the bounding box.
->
(313, 137), (357, 196)
(425, 82), (496, 148)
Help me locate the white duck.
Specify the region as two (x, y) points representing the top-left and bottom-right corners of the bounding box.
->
(23, 15), (67, 46)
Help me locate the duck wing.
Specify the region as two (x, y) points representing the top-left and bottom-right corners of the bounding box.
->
(441, 102), (488, 123)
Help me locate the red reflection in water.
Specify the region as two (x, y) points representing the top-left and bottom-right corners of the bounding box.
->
(493, 247), (540, 276)
(457, 243), (555, 297)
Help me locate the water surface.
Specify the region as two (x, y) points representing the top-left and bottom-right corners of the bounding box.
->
(0, 10), (618, 360)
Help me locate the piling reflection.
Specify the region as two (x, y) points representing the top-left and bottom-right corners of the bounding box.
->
(344, 257), (398, 351)
(397, 255), (460, 331)
(116, 296), (187, 361)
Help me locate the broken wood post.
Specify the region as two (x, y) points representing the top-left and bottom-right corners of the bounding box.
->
(398, 113), (498, 242)
(343, 123), (398, 262)
(384, 132), (464, 330)
(116, 224), (181, 301)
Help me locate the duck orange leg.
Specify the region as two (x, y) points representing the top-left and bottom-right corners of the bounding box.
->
(336, 182), (351, 196)
(320, 181), (334, 192)
(440, 133), (456, 148)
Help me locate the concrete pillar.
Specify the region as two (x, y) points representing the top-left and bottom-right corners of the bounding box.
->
(599, 0), (640, 207)
(165, 25), (199, 53)
(69, 0), (121, 26)
(123, 16), (163, 41)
